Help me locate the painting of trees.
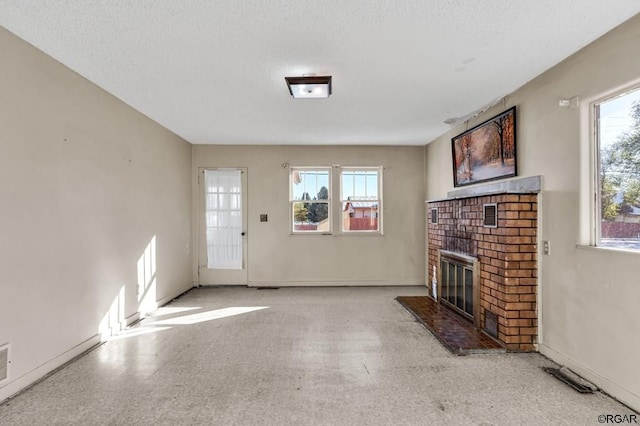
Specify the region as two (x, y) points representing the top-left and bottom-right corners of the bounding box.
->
(452, 107), (517, 186)
(454, 133), (474, 182)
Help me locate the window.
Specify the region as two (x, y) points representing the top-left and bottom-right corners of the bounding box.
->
(290, 168), (330, 233)
(341, 168), (382, 232)
(289, 166), (383, 234)
(595, 86), (640, 251)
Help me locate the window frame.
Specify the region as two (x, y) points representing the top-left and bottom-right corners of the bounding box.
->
(592, 84), (640, 252)
(289, 167), (332, 235)
(339, 166), (383, 234)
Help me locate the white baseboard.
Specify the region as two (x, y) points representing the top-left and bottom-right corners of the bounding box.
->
(158, 281), (195, 307)
(539, 343), (640, 411)
(0, 282), (196, 405)
(0, 334), (101, 404)
(125, 312), (140, 327)
(247, 280), (423, 287)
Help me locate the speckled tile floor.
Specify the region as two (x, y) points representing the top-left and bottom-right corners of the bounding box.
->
(0, 286), (636, 425)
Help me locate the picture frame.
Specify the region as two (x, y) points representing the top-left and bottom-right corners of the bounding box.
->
(451, 106), (517, 187)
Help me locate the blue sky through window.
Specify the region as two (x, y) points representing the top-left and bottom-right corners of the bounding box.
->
(342, 170), (378, 200)
(291, 170), (329, 200)
(599, 88), (640, 147)
(291, 169), (380, 200)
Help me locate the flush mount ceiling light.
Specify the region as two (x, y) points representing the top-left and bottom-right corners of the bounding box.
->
(285, 76), (332, 99)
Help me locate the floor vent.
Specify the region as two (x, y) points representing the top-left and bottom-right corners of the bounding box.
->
(257, 287), (279, 290)
(543, 367), (595, 393)
(484, 310), (498, 338)
(0, 344), (8, 382)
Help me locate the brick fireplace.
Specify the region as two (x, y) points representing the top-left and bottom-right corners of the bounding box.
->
(426, 177), (540, 352)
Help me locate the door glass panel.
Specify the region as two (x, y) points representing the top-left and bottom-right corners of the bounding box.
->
(204, 170), (243, 269)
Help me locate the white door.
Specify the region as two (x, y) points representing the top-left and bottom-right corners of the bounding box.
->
(198, 168), (248, 285)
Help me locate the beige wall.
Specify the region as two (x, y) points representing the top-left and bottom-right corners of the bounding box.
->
(0, 27), (192, 401)
(193, 145), (425, 286)
(425, 15), (640, 409)
(4, 7), (638, 410)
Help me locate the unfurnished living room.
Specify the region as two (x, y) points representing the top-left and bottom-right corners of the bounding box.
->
(1, 2), (640, 425)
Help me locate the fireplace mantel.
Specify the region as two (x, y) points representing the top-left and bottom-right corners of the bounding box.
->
(426, 175), (542, 204)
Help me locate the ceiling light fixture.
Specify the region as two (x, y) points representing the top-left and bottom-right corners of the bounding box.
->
(285, 76), (332, 99)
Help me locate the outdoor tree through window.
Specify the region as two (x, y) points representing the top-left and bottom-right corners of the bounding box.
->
(290, 168), (330, 233)
(596, 87), (640, 250)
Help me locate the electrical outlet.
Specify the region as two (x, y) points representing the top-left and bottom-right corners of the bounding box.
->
(543, 240), (550, 255)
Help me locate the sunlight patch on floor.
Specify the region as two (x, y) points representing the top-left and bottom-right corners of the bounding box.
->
(109, 326), (172, 340)
(149, 307), (269, 325)
(148, 306), (202, 318)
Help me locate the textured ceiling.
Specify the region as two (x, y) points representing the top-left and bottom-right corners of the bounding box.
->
(1, 2), (639, 145)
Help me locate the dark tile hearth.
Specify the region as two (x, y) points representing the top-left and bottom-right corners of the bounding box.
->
(397, 296), (505, 355)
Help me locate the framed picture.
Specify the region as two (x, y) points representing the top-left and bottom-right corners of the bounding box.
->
(451, 106), (517, 187)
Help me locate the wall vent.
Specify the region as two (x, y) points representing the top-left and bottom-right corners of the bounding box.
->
(430, 208), (438, 224)
(0, 344), (9, 382)
(484, 310), (498, 338)
(483, 203), (497, 228)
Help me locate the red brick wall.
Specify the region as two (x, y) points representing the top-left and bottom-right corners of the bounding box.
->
(427, 193), (538, 351)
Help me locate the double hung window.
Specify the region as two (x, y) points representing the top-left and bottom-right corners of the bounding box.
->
(341, 168), (382, 233)
(289, 166), (383, 234)
(594, 87), (640, 251)
(290, 168), (331, 233)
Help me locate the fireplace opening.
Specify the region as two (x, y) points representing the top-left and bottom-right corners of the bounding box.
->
(438, 250), (480, 326)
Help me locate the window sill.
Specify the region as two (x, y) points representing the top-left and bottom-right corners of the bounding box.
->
(288, 232), (384, 237)
(340, 232), (384, 236)
(576, 244), (640, 256)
